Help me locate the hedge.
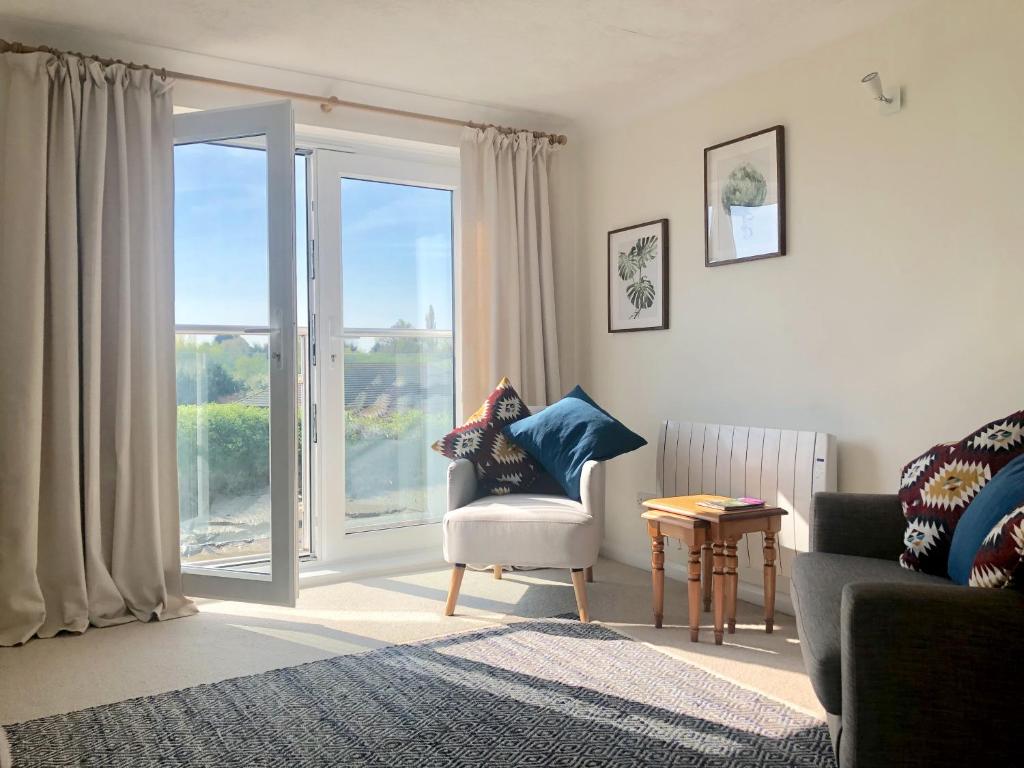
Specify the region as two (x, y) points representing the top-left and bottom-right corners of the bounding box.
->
(177, 401), (449, 520)
(177, 403), (270, 520)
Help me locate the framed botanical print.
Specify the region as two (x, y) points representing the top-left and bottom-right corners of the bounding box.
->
(607, 218), (669, 332)
(704, 125), (786, 267)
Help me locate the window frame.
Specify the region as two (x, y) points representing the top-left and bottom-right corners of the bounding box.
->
(304, 136), (461, 568)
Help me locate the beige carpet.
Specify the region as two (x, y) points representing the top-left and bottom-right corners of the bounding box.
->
(0, 557), (822, 725)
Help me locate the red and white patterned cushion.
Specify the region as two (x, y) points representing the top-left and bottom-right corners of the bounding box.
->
(899, 410), (1024, 575)
(431, 377), (548, 496)
(969, 504), (1024, 587)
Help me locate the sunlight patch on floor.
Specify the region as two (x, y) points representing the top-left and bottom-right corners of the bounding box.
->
(204, 604), (508, 625)
(228, 624), (382, 655)
(715, 641), (778, 655)
(366, 576), (537, 602)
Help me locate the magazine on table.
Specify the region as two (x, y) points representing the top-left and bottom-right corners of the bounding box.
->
(696, 497), (765, 511)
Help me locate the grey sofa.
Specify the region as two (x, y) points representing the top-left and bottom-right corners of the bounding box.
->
(792, 492), (1024, 768)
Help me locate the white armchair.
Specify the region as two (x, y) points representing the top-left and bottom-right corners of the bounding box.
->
(441, 453), (606, 622)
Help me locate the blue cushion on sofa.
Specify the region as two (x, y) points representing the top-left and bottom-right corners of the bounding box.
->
(502, 387), (646, 500)
(947, 452), (1024, 585)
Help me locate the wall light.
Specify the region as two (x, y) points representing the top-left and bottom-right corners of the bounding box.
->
(861, 71), (902, 115)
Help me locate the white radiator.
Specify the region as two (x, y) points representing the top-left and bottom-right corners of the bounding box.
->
(655, 421), (837, 606)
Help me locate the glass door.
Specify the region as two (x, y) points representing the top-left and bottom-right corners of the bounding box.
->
(313, 148), (457, 561)
(173, 101), (299, 605)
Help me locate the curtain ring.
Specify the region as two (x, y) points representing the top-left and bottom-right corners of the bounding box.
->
(160, 68), (167, 81)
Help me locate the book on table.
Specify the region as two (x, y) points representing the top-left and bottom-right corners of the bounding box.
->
(695, 497), (765, 511)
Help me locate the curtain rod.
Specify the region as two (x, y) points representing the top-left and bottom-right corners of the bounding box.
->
(0, 39), (568, 145)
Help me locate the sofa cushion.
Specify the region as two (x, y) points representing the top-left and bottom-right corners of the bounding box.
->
(792, 552), (950, 715)
(442, 493), (599, 568)
(898, 410), (1024, 576)
(949, 452), (1024, 586)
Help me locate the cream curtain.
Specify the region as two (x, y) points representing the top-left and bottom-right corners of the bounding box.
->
(0, 51), (195, 646)
(459, 127), (562, 414)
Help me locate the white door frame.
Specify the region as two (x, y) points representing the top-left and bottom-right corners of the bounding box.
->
(309, 145), (459, 568)
(174, 100), (299, 606)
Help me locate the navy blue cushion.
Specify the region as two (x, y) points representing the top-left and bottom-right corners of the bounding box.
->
(503, 387), (646, 501)
(948, 452), (1024, 585)
(563, 384), (610, 416)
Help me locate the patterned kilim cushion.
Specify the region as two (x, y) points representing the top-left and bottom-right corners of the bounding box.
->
(947, 453), (1024, 586)
(899, 410), (1024, 575)
(431, 377), (547, 496)
(970, 504), (1024, 587)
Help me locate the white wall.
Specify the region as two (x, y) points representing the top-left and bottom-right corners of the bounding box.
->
(576, 0), (1024, 563)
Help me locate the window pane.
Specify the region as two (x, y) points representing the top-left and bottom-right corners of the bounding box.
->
(341, 179), (453, 330)
(175, 138), (273, 572)
(175, 141), (269, 327)
(296, 155), (308, 324)
(341, 176), (454, 530)
(177, 333), (271, 565)
(344, 335), (454, 531)
(295, 155), (311, 555)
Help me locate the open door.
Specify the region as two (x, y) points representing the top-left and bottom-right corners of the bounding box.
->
(173, 101), (298, 606)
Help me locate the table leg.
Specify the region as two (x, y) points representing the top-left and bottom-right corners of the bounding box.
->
(651, 533), (665, 629)
(701, 543), (713, 612)
(725, 538), (738, 634)
(687, 544), (701, 642)
(763, 530), (777, 633)
(712, 541), (725, 645)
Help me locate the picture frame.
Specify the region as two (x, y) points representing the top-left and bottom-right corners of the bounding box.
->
(704, 125), (786, 267)
(607, 218), (669, 333)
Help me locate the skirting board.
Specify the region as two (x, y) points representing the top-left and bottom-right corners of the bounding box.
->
(600, 542), (796, 617)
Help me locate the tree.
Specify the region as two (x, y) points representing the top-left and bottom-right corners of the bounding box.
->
(176, 360), (240, 405)
(371, 319), (419, 354)
(175, 334), (267, 403)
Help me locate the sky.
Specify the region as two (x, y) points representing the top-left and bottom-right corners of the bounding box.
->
(341, 178), (453, 331)
(174, 143), (453, 332)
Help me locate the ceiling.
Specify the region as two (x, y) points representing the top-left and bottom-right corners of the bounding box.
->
(0, 0), (921, 123)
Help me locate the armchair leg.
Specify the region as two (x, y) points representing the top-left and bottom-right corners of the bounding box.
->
(445, 564), (466, 616)
(570, 568), (590, 623)
(493, 564), (502, 580)
(585, 565), (594, 583)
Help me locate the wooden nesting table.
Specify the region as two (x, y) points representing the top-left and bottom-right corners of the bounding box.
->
(641, 495), (786, 645)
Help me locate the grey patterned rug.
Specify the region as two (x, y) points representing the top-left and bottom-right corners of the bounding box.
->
(4, 618), (835, 767)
